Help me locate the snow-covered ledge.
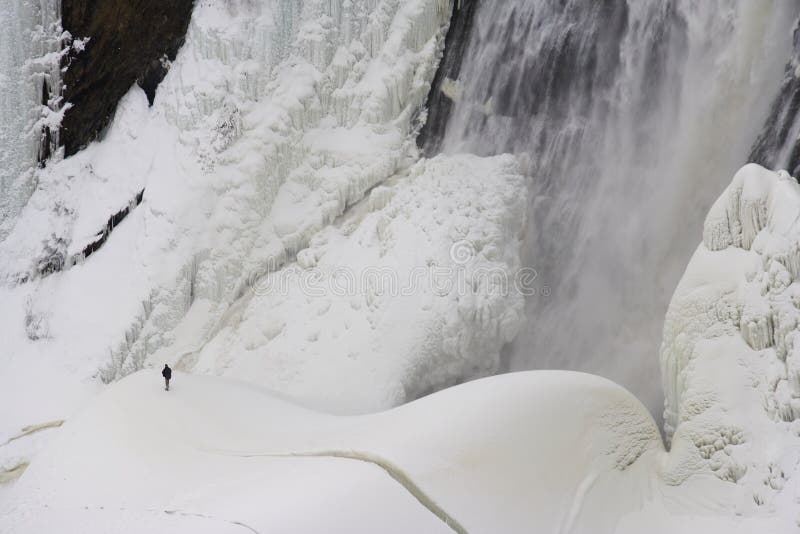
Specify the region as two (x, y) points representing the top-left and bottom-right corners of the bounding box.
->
(661, 163), (800, 512)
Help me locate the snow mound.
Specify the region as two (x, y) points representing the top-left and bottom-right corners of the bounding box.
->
(1, 370), (662, 534)
(0, 0), (62, 239)
(662, 163), (800, 516)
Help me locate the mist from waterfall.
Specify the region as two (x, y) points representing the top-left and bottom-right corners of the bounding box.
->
(436, 0), (799, 419)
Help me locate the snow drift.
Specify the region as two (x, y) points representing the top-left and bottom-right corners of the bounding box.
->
(1, 370), (663, 534)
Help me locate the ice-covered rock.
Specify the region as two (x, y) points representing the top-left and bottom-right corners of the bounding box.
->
(662, 163), (800, 516)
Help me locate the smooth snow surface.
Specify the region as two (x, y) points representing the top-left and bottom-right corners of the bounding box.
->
(5, 366), (797, 533)
(1, 370), (664, 534)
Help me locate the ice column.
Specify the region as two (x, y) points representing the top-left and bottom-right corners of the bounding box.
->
(0, 0), (63, 239)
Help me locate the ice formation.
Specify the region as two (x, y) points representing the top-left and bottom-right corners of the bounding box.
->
(0, 0), (63, 239)
(1, 370), (664, 534)
(175, 154), (526, 412)
(661, 163), (800, 518)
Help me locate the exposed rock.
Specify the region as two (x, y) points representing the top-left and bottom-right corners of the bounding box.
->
(60, 0), (194, 156)
(417, 0), (478, 156)
(749, 18), (800, 176)
(79, 189), (145, 260)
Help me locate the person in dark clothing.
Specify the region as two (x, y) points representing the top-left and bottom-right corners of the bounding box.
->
(162, 364), (172, 391)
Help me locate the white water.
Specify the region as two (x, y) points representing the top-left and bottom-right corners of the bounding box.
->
(438, 0), (799, 419)
(0, 0), (62, 240)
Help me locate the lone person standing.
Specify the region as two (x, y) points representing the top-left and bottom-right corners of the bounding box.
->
(162, 364), (172, 391)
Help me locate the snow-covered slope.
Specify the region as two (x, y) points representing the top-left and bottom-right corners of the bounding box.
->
(0, 152), (526, 482)
(1, 370), (663, 534)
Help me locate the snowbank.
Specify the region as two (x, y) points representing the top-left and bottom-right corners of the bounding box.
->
(0, 370), (662, 534)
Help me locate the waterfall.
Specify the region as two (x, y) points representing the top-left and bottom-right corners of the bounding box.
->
(427, 0), (799, 418)
(0, 0), (63, 240)
(750, 17), (800, 175)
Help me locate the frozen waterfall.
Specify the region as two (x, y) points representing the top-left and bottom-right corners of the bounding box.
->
(0, 0), (525, 421)
(0, 0), (63, 240)
(430, 0), (799, 419)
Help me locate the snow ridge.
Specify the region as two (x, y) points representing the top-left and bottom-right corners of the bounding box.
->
(2, 370), (665, 534)
(241, 449), (468, 534)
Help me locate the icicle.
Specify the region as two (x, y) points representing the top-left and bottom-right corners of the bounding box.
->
(0, 0), (63, 238)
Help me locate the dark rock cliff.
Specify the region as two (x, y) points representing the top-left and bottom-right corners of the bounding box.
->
(750, 18), (800, 177)
(60, 0), (195, 157)
(417, 0), (479, 156)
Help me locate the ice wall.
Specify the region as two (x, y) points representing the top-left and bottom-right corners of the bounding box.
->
(427, 0), (799, 419)
(0, 0), (63, 240)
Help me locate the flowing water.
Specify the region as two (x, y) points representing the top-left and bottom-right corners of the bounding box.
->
(432, 0), (800, 419)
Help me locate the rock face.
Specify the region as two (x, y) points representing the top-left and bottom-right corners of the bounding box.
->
(749, 18), (800, 176)
(60, 0), (194, 156)
(417, 0), (478, 156)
